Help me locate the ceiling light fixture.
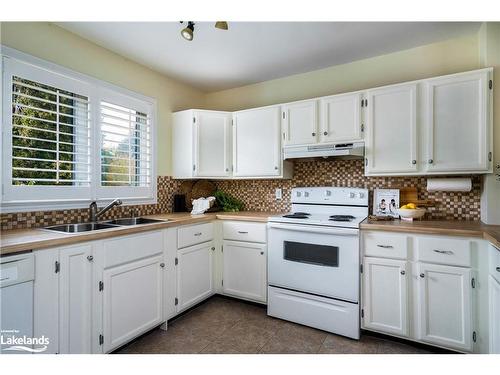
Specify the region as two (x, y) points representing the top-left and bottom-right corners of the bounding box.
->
(214, 21), (228, 30)
(180, 21), (195, 41)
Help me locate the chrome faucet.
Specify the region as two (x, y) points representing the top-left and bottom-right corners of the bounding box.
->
(89, 199), (123, 222)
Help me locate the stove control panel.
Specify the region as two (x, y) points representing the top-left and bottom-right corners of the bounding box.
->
(292, 187), (369, 206)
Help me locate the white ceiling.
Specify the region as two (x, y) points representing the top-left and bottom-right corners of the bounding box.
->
(56, 22), (481, 92)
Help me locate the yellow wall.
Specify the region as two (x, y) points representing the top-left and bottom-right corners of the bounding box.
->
(0, 22), (205, 176)
(204, 34), (480, 111)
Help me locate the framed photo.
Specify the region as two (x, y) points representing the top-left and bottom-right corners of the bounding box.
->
(373, 188), (400, 218)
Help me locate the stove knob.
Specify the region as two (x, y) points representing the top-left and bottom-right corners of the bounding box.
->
(304, 192), (309, 198)
(296, 191), (302, 197)
(359, 192), (365, 198)
(349, 192), (356, 198)
(325, 190), (332, 197)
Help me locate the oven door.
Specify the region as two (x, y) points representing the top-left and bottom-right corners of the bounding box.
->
(268, 222), (359, 303)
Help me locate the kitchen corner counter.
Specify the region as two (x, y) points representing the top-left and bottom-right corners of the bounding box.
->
(360, 219), (500, 249)
(0, 211), (280, 256)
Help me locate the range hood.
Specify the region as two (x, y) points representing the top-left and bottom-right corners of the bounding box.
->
(284, 142), (365, 160)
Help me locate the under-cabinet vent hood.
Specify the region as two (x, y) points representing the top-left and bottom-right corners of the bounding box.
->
(284, 142), (364, 160)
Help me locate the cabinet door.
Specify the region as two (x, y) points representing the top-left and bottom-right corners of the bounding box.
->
(362, 257), (408, 337)
(102, 255), (164, 353)
(425, 70), (491, 173)
(320, 92), (363, 143)
(176, 242), (214, 311)
(58, 245), (92, 354)
(194, 111), (231, 177)
(33, 248), (59, 354)
(282, 100), (318, 145)
(489, 275), (500, 354)
(365, 83), (418, 175)
(233, 106), (281, 177)
(222, 241), (267, 303)
(417, 263), (472, 351)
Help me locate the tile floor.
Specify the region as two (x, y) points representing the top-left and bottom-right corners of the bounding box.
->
(115, 296), (436, 354)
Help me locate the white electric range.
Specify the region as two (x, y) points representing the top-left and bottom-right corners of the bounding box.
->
(267, 187), (368, 340)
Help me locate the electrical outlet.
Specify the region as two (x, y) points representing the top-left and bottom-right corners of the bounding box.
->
(275, 188), (282, 200)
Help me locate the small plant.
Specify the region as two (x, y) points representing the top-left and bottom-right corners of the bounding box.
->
(214, 190), (244, 212)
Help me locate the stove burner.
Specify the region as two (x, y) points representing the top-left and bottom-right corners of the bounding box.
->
(329, 215), (356, 222)
(283, 213), (309, 219)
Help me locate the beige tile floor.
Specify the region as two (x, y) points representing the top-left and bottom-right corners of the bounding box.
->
(115, 296), (437, 354)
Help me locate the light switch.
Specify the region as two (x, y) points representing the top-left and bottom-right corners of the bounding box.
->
(275, 188), (282, 200)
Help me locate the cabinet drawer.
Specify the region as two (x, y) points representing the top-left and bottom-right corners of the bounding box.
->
(489, 244), (500, 282)
(416, 236), (471, 267)
(103, 231), (164, 268)
(178, 222), (213, 249)
(363, 232), (408, 259)
(223, 221), (266, 243)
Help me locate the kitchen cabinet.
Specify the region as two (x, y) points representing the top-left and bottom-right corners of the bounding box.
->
(424, 70), (491, 173)
(319, 92), (363, 143)
(233, 106), (292, 178)
(102, 254), (164, 353)
(172, 109), (232, 179)
(365, 83), (418, 175)
(417, 263), (472, 352)
(489, 275), (500, 354)
(362, 257), (408, 337)
(282, 99), (318, 145)
(33, 244), (93, 354)
(176, 242), (214, 312)
(222, 240), (267, 303)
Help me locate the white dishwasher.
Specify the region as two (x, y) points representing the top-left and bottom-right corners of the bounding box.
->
(1, 252), (35, 354)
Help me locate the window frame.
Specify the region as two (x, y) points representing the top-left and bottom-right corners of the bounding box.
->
(1, 46), (157, 213)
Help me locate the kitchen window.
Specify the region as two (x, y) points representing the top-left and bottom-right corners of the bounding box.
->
(1, 51), (156, 212)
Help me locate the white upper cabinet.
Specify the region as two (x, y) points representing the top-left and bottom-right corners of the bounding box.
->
(233, 106), (288, 178)
(320, 92), (363, 143)
(365, 83), (418, 175)
(282, 99), (318, 145)
(424, 70), (492, 173)
(172, 109), (231, 179)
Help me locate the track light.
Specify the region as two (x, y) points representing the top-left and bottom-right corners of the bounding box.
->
(214, 21), (228, 30)
(181, 21), (195, 41)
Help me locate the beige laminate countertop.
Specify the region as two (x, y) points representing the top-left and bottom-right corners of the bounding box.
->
(360, 219), (500, 249)
(0, 211), (282, 256)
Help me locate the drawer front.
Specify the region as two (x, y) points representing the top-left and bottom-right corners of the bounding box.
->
(223, 221), (267, 243)
(490, 244), (500, 282)
(363, 232), (408, 259)
(178, 222), (214, 249)
(416, 236), (471, 267)
(103, 231), (164, 268)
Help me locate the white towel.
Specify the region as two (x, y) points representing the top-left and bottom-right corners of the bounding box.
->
(191, 196), (216, 215)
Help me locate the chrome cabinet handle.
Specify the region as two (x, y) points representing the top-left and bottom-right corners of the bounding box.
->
(433, 249), (454, 255)
(377, 244), (394, 249)
(312, 132), (316, 136)
(260, 251), (264, 255)
(237, 231), (248, 234)
(420, 273), (425, 278)
(323, 131), (328, 136)
(160, 263), (165, 268)
(496, 267), (500, 272)
(400, 270), (406, 275)
(411, 160), (417, 165)
(87, 255), (94, 262)
(428, 159), (434, 164)
(211, 247), (215, 251)
(194, 232), (202, 236)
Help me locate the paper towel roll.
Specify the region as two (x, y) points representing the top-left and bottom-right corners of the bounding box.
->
(426, 178), (472, 192)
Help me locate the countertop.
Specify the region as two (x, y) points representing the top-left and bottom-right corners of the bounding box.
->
(0, 211), (281, 255)
(360, 219), (500, 249)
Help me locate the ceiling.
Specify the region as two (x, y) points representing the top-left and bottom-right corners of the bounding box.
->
(56, 22), (481, 92)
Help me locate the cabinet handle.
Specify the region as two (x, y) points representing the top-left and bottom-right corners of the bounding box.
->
(237, 231), (248, 234)
(160, 263), (165, 268)
(496, 267), (500, 272)
(260, 251), (264, 255)
(433, 249), (454, 255)
(400, 270), (406, 275)
(87, 255), (94, 262)
(428, 159), (434, 164)
(274, 166), (278, 170)
(194, 232), (202, 236)
(323, 131), (328, 136)
(420, 273), (425, 278)
(376, 244), (393, 249)
(211, 247), (215, 251)
(225, 168), (229, 172)
(312, 132), (316, 136)
(411, 160), (417, 165)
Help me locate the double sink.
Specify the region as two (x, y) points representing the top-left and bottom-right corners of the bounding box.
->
(44, 217), (167, 233)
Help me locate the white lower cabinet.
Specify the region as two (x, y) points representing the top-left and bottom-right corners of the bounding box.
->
(34, 244), (93, 354)
(489, 275), (500, 353)
(362, 257), (408, 337)
(417, 263), (472, 352)
(222, 240), (267, 303)
(102, 255), (164, 353)
(176, 242), (214, 312)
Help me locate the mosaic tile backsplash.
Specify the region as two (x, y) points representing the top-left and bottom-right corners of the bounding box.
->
(0, 159), (481, 231)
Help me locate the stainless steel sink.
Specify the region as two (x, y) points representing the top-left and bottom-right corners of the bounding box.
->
(105, 217), (168, 226)
(44, 223), (120, 233)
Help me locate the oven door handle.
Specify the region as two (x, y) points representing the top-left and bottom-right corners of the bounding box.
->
(267, 222), (359, 236)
